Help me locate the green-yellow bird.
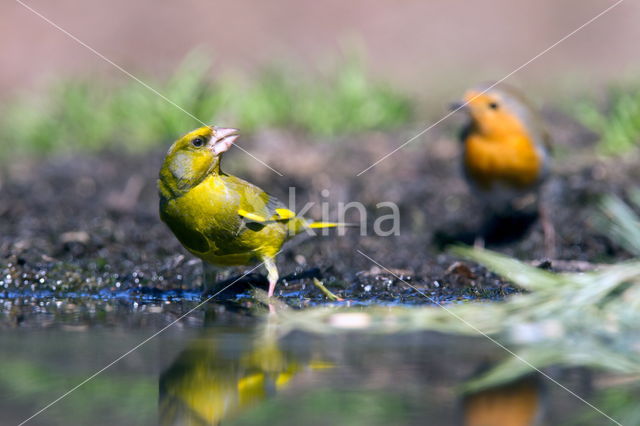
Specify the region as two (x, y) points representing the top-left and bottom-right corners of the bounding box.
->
(158, 125), (345, 298)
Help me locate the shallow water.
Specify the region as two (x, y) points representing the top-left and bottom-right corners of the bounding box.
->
(0, 293), (628, 426)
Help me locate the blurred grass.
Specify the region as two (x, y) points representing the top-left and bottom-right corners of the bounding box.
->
(277, 248), (640, 422)
(595, 189), (640, 256)
(575, 84), (640, 154)
(274, 195), (640, 423)
(574, 385), (640, 426)
(0, 52), (412, 162)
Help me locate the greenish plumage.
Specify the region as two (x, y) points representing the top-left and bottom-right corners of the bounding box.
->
(158, 125), (344, 298)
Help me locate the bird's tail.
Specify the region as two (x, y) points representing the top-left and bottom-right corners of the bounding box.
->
(238, 208), (359, 234)
(306, 221), (360, 229)
(286, 218), (359, 235)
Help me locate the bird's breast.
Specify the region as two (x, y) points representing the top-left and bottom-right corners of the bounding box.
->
(160, 177), (241, 250)
(464, 132), (543, 191)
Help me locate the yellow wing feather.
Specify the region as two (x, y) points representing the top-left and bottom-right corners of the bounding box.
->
(237, 209), (268, 223)
(275, 208), (296, 220)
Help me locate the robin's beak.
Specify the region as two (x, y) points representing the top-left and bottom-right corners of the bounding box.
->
(449, 101), (468, 112)
(211, 127), (240, 155)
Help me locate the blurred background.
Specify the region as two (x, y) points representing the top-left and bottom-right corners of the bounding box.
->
(3, 1), (640, 425)
(1, 0), (640, 159)
(3, 0), (640, 93)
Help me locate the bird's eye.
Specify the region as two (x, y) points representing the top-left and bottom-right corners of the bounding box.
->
(488, 102), (499, 110)
(192, 137), (204, 147)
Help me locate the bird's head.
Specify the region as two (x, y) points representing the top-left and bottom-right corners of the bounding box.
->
(452, 83), (534, 139)
(159, 126), (239, 197)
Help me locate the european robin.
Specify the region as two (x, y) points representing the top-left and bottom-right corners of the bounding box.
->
(463, 374), (543, 426)
(158, 126), (348, 299)
(453, 83), (555, 256)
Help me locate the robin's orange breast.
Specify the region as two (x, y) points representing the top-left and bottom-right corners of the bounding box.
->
(464, 132), (542, 190)
(463, 377), (541, 426)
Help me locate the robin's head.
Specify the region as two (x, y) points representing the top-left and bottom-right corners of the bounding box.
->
(453, 84), (536, 139)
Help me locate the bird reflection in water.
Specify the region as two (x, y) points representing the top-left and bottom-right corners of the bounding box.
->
(159, 323), (332, 425)
(462, 373), (545, 426)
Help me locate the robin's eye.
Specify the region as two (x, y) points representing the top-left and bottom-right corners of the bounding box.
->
(488, 102), (499, 110)
(192, 137), (204, 147)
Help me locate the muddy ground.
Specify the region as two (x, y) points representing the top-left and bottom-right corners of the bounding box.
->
(1, 110), (639, 323)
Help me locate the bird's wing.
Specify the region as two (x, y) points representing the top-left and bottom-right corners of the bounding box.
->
(507, 86), (553, 154)
(237, 203), (296, 224)
(224, 176), (295, 224)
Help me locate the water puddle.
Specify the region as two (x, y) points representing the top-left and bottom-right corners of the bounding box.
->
(1, 300), (634, 425)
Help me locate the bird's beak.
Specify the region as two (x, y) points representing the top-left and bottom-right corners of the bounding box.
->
(449, 101), (468, 112)
(211, 127), (240, 155)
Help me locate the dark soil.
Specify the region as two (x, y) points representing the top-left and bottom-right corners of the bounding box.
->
(1, 110), (638, 323)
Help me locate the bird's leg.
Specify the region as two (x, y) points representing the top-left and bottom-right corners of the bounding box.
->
(474, 205), (491, 249)
(265, 258), (279, 298)
(539, 201), (556, 259)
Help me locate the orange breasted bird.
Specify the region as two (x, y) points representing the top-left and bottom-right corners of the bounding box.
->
(462, 374), (544, 426)
(453, 83), (555, 255)
(158, 126), (347, 299)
